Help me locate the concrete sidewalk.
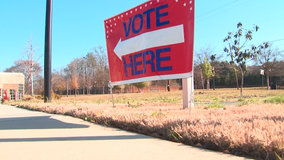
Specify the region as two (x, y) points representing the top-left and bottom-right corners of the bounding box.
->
(0, 104), (250, 160)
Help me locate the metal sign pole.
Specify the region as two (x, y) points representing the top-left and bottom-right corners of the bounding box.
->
(108, 81), (115, 108)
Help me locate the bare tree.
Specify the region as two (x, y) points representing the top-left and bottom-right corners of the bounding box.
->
(54, 46), (109, 95)
(52, 68), (66, 94)
(84, 53), (97, 94)
(66, 59), (80, 96)
(94, 46), (109, 94)
(256, 44), (283, 89)
(77, 58), (86, 94)
(5, 60), (42, 95)
(33, 75), (44, 95)
(20, 36), (42, 96)
(63, 67), (71, 96)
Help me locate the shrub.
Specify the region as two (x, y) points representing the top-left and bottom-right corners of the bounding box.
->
(1, 98), (5, 104)
(40, 90), (62, 100)
(54, 93), (62, 100)
(35, 95), (43, 100)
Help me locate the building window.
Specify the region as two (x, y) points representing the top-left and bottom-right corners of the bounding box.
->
(10, 90), (15, 100)
(18, 84), (23, 99)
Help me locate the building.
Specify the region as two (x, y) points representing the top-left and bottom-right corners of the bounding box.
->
(0, 72), (25, 101)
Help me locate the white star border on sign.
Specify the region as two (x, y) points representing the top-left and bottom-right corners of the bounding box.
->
(105, 0), (194, 38)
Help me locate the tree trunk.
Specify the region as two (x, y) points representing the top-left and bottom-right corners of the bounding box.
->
(200, 74), (205, 93)
(266, 74), (270, 90)
(30, 71), (34, 96)
(206, 79), (210, 90)
(167, 80), (170, 91)
(234, 68), (239, 90)
(240, 71), (244, 97)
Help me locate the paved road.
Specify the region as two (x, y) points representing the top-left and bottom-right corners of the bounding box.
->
(0, 104), (250, 160)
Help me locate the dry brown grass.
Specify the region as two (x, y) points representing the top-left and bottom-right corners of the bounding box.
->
(7, 88), (284, 160)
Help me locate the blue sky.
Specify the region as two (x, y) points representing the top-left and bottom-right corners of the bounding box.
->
(0, 0), (283, 71)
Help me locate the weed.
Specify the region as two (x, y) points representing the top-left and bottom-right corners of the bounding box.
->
(127, 102), (141, 108)
(168, 129), (181, 141)
(151, 111), (165, 117)
(158, 96), (180, 104)
(85, 117), (92, 122)
(91, 99), (104, 105)
(136, 113), (147, 118)
(275, 152), (282, 160)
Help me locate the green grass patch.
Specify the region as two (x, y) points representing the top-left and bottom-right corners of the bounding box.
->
(265, 96), (284, 104)
(205, 98), (225, 109)
(157, 96), (180, 104)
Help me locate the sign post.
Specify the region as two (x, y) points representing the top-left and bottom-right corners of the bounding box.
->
(105, 0), (195, 109)
(260, 69), (264, 87)
(182, 77), (194, 109)
(108, 81), (115, 108)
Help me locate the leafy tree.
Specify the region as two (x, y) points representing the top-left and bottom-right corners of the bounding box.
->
(202, 57), (214, 89)
(224, 22), (269, 96)
(194, 46), (221, 90)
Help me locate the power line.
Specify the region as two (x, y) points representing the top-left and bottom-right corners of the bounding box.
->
(196, 0), (253, 23)
(196, 0), (239, 18)
(270, 38), (284, 43)
(256, 13), (284, 24)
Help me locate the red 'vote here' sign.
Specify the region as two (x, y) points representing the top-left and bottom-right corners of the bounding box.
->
(104, 0), (194, 86)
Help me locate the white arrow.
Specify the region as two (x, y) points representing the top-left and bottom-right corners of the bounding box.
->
(114, 24), (185, 60)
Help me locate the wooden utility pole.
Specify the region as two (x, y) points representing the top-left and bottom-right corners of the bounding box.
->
(44, 0), (52, 102)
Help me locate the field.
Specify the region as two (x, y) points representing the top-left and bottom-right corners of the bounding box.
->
(6, 88), (284, 160)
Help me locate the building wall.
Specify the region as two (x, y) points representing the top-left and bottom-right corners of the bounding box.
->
(3, 84), (19, 92)
(0, 72), (25, 100)
(0, 73), (25, 88)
